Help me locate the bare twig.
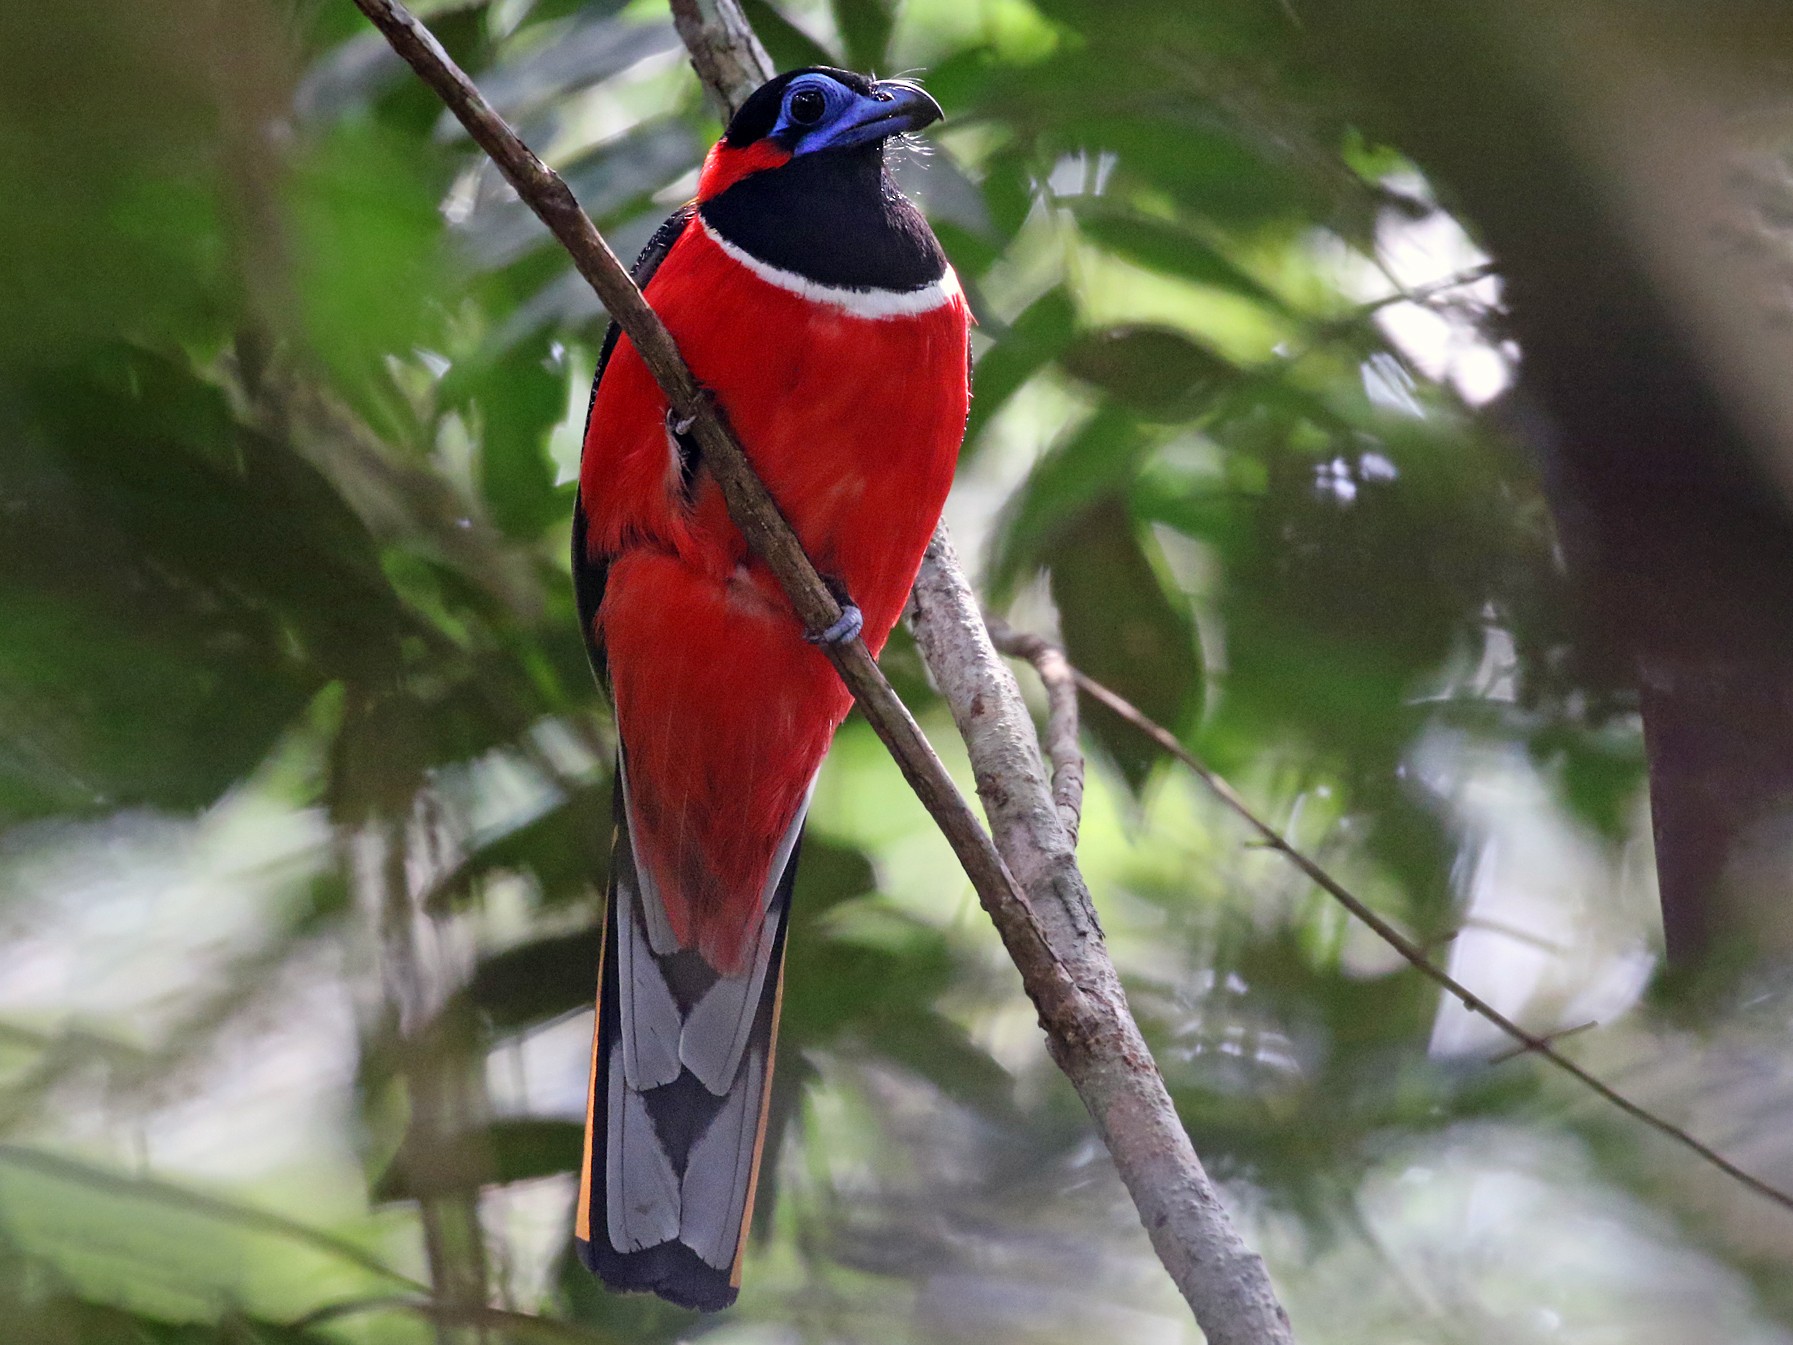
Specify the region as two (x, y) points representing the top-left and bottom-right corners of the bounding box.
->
(1488, 1020), (1598, 1066)
(1062, 654), (1793, 1217)
(987, 618), (1086, 845)
(352, 4), (1293, 1336)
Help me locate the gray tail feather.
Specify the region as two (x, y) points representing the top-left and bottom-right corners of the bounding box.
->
(574, 787), (796, 1312)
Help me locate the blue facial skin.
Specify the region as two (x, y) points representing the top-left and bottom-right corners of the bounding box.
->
(772, 75), (944, 156)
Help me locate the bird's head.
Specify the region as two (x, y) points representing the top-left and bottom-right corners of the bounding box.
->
(697, 68), (944, 201)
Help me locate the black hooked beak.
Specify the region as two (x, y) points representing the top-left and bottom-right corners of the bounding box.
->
(830, 79), (944, 150)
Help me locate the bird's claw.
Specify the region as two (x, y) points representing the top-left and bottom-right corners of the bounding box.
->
(808, 603), (864, 647)
(666, 407), (698, 436)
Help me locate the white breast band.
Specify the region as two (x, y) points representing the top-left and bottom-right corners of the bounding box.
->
(700, 220), (962, 320)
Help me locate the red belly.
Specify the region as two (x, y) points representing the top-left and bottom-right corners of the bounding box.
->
(581, 222), (968, 970)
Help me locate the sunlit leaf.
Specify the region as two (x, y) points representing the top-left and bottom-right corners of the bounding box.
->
(442, 337), (566, 539)
(1071, 203), (1295, 314)
(987, 406), (1150, 597)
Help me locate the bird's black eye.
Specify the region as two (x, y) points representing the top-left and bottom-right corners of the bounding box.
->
(788, 87), (827, 126)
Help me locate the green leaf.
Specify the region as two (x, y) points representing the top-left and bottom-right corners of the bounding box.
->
(832, 0), (896, 71)
(790, 833), (880, 914)
(1071, 204), (1295, 314)
(285, 119), (450, 413)
(0, 2), (240, 368)
(373, 1117), (585, 1201)
(1541, 725), (1647, 841)
(1103, 121), (1307, 225)
(431, 782), (612, 914)
(856, 1010), (1019, 1124)
(0, 347), (409, 819)
(1060, 325), (1235, 418)
(442, 337), (566, 539)
(977, 143), (1038, 243)
(368, 5), (495, 140)
(931, 219), (1001, 282)
(987, 406), (1150, 598)
(966, 285), (1077, 447)
(467, 928), (603, 1034)
(786, 910), (960, 1037)
(742, 0), (835, 69)
(1048, 497), (1202, 789)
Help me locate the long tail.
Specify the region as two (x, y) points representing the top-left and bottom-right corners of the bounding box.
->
(575, 771), (799, 1312)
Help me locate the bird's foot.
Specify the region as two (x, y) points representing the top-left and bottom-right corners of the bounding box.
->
(665, 406), (698, 436)
(808, 603), (864, 647)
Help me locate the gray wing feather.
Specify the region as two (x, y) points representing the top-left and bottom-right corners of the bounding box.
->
(679, 1043), (767, 1268)
(680, 906), (783, 1094)
(605, 1050), (681, 1250)
(600, 764), (808, 1271)
(614, 861), (684, 1090)
(678, 781), (812, 1095)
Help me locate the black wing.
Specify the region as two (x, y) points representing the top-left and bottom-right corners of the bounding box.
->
(572, 202), (698, 692)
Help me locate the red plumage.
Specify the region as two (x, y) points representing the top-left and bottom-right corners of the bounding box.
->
(573, 67), (965, 1311)
(580, 175), (968, 971)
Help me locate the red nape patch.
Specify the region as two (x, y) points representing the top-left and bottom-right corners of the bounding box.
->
(697, 140), (792, 201)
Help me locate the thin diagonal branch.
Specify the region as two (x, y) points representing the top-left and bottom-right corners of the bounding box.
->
(1488, 1020), (1598, 1066)
(1039, 640), (1793, 1217)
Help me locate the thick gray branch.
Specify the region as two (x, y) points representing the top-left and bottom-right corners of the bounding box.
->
(910, 531), (1292, 1344)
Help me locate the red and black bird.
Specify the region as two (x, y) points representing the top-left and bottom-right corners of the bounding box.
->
(571, 69), (969, 1310)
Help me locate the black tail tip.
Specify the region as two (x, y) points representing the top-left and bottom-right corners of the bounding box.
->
(574, 1235), (741, 1313)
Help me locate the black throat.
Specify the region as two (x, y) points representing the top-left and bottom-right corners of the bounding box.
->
(699, 148), (947, 292)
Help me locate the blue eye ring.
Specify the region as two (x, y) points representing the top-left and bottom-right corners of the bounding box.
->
(787, 86), (827, 126)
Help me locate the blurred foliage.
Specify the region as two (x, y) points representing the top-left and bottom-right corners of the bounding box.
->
(4, 0), (1793, 1342)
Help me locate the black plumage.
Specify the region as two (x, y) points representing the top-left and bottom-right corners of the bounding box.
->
(701, 148), (947, 292)
(570, 201), (696, 692)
